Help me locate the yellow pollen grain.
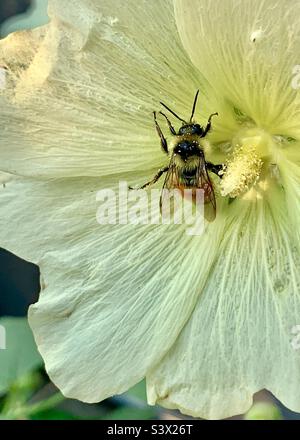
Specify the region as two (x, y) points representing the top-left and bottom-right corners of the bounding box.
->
(220, 145), (263, 198)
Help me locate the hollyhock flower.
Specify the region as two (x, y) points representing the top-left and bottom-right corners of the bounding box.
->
(0, 0), (300, 419)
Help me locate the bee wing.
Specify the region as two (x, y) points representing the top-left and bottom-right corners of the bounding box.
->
(163, 162), (180, 191)
(159, 154), (217, 222)
(196, 155), (216, 222)
(159, 156), (180, 211)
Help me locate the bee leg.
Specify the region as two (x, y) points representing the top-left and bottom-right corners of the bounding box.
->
(129, 166), (169, 190)
(206, 162), (225, 178)
(159, 112), (176, 135)
(153, 111), (169, 154)
(201, 112), (219, 137)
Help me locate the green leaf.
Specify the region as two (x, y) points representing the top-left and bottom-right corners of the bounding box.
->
(245, 402), (283, 420)
(0, 317), (42, 394)
(31, 409), (78, 420)
(126, 380), (147, 401)
(103, 407), (156, 420)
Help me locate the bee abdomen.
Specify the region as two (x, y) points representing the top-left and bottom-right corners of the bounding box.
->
(180, 168), (198, 187)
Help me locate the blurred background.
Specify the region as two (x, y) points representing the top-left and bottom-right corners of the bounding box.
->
(0, 0), (299, 421)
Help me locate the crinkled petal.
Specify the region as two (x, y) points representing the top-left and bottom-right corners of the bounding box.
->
(147, 183), (300, 419)
(0, 0), (208, 178)
(0, 176), (225, 402)
(174, 0), (300, 140)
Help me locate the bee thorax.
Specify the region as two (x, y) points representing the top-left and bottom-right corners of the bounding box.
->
(173, 139), (203, 165)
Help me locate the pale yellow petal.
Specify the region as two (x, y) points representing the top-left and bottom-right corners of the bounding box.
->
(174, 0), (300, 140)
(147, 185), (300, 419)
(0, 175), (224, 402)
(0, 0), (208, 178)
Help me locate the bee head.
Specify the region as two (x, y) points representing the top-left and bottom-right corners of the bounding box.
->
(178, 123), (203, 136)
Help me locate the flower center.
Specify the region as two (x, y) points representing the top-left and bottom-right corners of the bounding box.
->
(220, 128), (279, 199)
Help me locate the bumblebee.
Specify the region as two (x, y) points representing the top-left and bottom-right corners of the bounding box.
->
(130, 91), (224, 221)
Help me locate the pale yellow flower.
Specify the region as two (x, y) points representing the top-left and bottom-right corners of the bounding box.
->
(0, 0), (300, 419)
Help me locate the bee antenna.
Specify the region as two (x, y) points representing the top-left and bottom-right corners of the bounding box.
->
(190, 89), (200, 122)
(160, 101), (186, 124)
